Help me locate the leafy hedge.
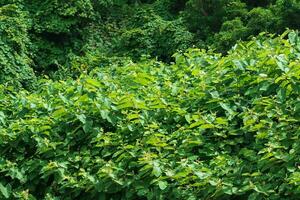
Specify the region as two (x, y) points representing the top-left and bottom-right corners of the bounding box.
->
(1, 32), (300, 199)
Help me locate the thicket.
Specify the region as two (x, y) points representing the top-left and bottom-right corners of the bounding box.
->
(1, 0), (300, 199)
(1, 0), (300, 79)
(1, 32), (300, 199)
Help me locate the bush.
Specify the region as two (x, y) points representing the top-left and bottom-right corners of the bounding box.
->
(117, 11), (194, 61)
(210, 17), (249, 53)
(1, 31), (300, 199)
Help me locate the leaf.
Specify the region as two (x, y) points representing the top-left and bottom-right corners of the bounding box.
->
(233, 60), (245, 70)
(219, 103), (235, 115)
(100, 110), (112, 123)
(189, 119), (205, 129)
(0, 183), (10, 199)
(83, 120), (93, 133)
(152, 161), (162, 177)
(117, 98), (134, 109)
(259, 81), (271, 91)
(194, 171), (210, 179)
(277, 88), (286, 102)
(52, 108), (67, 119)
(288, 31), (298, 45)
(158, 181), (168, 190)
(215, 117), (228, 125)
(210, 91), (219, 98)
(76, 114), (86, 124)
(0, 112), (5, 125)
(294, 103), (300, 113)
(86, 78), (102, 88)
(185, 114), (191, 123)
(9, 167), (26, 183)
(276, 54), (289, 72)
(127, 113), (140, 120)
(200, 124), (215, 129)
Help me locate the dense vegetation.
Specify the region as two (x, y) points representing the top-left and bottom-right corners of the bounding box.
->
(1, 0), (300, 199)
(2, 0), (300, 78)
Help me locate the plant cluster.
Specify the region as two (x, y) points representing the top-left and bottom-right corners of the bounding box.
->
(1, 32), (300, 199)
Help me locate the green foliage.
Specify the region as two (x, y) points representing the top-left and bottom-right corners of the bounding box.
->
(182, 0), (300, 53)
(210, 17), (249, 53)
(2, 0), (300, 75)
(275, 0), (300, 30)
(117, 10), (194, 60)
(25, 0), (94, 33)
(24, 0), (95, 71)
(1, 32), (300, 199)
(0, 4), (35, 88)
(246, 7), (279, 35)
(1, 0), (300, 198)
(182, 0), (248, 37)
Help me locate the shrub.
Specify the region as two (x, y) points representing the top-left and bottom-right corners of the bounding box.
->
(1, 31), (300, 199)
(210, 17), (249, 53)
(117, 11), (194, 61)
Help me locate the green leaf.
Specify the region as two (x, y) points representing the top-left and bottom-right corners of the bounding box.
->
(200, 123), (215, 129)
(0, 112), (5, 125)
(294, 103), (300, 113)
(189, 119), (205, 129)
(219, 103), (235, 115)
(76, 114), (86, 124)
(86, 78), (102, 88)
(52, 108), (67, 118)
(0, 183), (10, 199)
(152, 161), (162, 177)
(158, 181), (168, 190)
(215, 117), (228, 125)
(194, 171), (210, 179)
(277, 88), (286, 102)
